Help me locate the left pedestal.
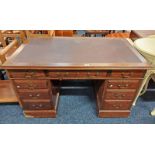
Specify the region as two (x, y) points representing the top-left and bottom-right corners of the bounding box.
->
(7, 70), (59, 118)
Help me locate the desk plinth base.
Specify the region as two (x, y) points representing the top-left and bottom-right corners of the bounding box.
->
(98, 110), (130, 118)
(24, 110), (57, 118)
(23, 92), (59, 118)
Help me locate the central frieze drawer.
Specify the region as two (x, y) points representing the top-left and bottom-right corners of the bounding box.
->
(9, 70), (46, 79)
(13, 80), (48, 89)
(105, 89), (136, 100)
(18, 89), (50, 99)
(47, 71), (107, 79)
(110, 70), (145, 78)
(107, 80), (141, 89)
(22, 99), (53, 110)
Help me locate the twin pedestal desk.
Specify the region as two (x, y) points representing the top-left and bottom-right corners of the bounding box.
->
(2, 38), (150, 118)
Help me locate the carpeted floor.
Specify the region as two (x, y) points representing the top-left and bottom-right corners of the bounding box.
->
(0, 86), (155, 124)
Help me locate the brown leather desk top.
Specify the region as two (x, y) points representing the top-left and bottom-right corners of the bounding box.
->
(132, 30), (155, 38)
(2, 37), (149, 69)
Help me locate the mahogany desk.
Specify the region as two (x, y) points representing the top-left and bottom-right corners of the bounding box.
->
(130, 30), (155, 40)
(2, 37), (150, 118)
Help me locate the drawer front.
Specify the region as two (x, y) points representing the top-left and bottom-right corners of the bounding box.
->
(9, 70), (45, 79)
(105, 90), (136, 100)
(47, 71), (107, 79)
(101, 100), (132, 110)
(107, 80), (141, 89)
(13, 80), (48, 89)
(22, 100), (53, 110)
(110, 70), (145, 78)
(18, 89), (50, 99)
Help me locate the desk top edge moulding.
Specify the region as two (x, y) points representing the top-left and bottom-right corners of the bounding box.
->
(2, 37), (150, 70)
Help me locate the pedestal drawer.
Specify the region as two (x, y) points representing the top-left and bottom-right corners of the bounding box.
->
(22, 99), (53, 110)
(101, 100), (132, 110)
(105, 89), (136, 100)
(107, 80), (141, 89)
(13, 80), (48, 89)
(18, 89), (50, 99)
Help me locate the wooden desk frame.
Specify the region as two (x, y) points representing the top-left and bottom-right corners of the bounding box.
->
(2, 38), (150, 118)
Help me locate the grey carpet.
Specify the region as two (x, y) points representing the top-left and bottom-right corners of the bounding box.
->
(0, 88), (155, 124)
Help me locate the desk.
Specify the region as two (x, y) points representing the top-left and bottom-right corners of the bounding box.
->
(2, 37), (149, 118)
(130, 30), (155, 41)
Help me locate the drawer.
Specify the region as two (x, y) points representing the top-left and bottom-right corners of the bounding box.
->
(106, 80), (141, 89)
(9, 70), (46, 79)
(105, 89), (136, 100)
(22, 99), (53, 110)
(101, 100), (132, 110)
(13, 80), (48, 89)
(110, 70), (145, 78)
(47, 70), (107, 79)
(18, 89), (50, 99)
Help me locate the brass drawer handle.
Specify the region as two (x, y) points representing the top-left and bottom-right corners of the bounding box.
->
(25, 72), (35, 78)
(113, 104), (122, 107)
(56, 72), (60, 76)
(117, 84), (129, 88)
(113, 94), (126, 99)
(29, 94), (33, 97)
(87, 72), (97, 78)
(112, 104), (123, 109)
(96, 72), (100, 76)
(87, 72), (90, 76)
(115, 106), (120, 109)
(121, 72), (133, 78)
(29, 94), (40, 98)
(64, 72), (69, 76)
(109, 84), (113, 88)
(32, 104), (43, 108)
(28, 83), (37, 89)
(16, 85), (21, 88)
(25, 75), (32, 78)
(88, 76), (97, 78)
